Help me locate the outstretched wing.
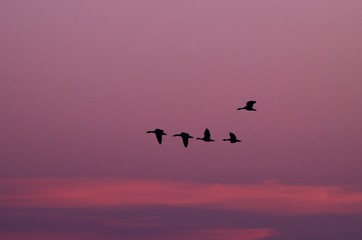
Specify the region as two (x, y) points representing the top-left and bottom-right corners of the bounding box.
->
(204, 128), (211, 139)
(155, 132), (163, 144)
(182, 136), (189, 147)
(229, 132), (237, 141)
(246, 101), (256, 108)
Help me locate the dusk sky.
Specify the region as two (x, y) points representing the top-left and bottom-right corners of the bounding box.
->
(1, 0), (362, 239)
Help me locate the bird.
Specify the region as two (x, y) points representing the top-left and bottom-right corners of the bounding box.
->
(173, 132), (194, 148)
(223, 132), (241, 143)
(196, 128), (215, 142)
(146, 128), (167, 144)
(237, 101), (256, 111)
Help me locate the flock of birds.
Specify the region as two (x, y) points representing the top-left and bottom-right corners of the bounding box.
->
(146, 100), (257, 148)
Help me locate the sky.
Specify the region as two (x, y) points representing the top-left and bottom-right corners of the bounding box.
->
(1, 0), (362, 239)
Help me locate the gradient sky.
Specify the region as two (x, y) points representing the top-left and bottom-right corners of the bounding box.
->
(1, 0), (362, 239)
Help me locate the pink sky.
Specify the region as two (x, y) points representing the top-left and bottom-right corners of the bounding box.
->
(1, 0), (362, 239)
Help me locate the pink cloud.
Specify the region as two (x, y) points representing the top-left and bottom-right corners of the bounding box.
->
(0, 228), (276, 240)
(1, 178), (362, 214)
(176, 228), (277, 240)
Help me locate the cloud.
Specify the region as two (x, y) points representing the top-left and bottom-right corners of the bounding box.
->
(1, 178), (362, 214)
(176, 228), (277, 240)
(0, 232), (91, 240)
(0, 228), (276, 240)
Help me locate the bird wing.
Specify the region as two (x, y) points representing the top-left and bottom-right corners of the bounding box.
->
(204, 128), (211, 139)
(155, 132), (163, 144)
(246, 101), (256, 108)
(182, 136), (189, 147)
(229, 132), (237, 140)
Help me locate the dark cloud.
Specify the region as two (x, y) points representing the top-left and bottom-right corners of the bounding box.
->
(1, 206), (362, 239)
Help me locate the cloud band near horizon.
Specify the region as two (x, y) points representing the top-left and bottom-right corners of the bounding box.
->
(1, 178), (362, 215)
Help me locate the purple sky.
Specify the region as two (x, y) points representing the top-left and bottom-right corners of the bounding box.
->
(1, 1), (362, 239)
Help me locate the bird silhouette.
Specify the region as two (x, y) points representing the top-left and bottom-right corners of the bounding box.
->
(223, 132), (241, 143)
(237, 101), (256, 111)
(173, 132), (194, 147)
(146, 128), (167, 144)
(196, 128), (215, 142)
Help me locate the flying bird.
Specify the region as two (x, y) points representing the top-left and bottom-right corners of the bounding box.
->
(237, 101), (257, 111)
(196, 128), (215, 142)
(146, 128), (167, 144)
(173, 132), (194, 148)
(223, 132), (241, 143)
